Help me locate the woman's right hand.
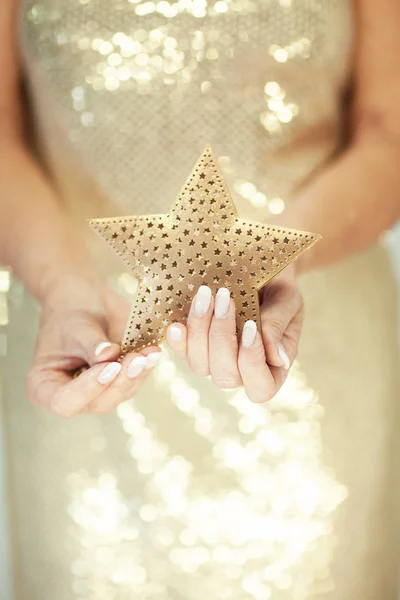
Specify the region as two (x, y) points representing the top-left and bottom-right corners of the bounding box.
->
(26, 277), (161, 417)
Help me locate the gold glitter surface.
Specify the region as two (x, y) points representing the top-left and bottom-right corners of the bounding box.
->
(90, 147), (320, 352)
(21, 0), (352, 217)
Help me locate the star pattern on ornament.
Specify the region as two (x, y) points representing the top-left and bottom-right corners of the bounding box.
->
(89, 147), (321, 353)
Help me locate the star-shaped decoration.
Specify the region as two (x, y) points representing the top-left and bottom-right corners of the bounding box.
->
(89, 147), (321, 354)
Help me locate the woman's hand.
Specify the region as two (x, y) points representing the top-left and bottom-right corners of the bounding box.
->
(166, 264), (303, 403)
(26, 277), (161, 417)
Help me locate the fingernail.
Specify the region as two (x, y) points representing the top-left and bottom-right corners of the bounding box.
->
(194, 285), (212, 316)
(168, 324), (182, 341)
(214, 287), (230, 318)
(242, 320), (257, 348)
(277, 342), (290, 370)
(98, 362), (122, 384)
(127, 356), (147, 379)
(95, 341), (112, 357)
(145, 352), (162, 370)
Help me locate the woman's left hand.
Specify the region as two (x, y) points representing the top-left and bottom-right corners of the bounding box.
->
(166, 264), (303, 403)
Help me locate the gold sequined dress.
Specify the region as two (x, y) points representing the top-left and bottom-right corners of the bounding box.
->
(3, 0), (399, 598)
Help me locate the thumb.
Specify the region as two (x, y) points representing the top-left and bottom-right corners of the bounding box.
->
(71, 313), (121, 367)
(260, 287), (303, 369)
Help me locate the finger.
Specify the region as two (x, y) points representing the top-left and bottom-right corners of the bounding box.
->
(238, 320), (276, 403)
(279, 312), (303, 369)
(92, 341), (121, 363)
(27, 360), (123, 418)
(102, 287), (132, 340)
(87, 346), (162, 414)
(68, 312), (121, 366)
(209, 288), (242, 389)
(166, 322), (187, 361)
(187, 285), (213, 377)
(260, 288), (303, 368)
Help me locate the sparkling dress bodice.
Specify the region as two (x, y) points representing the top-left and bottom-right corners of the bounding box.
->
(21, 0), (351, 218)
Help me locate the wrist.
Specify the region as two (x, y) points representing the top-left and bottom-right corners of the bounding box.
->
(40, 272), (105, 312)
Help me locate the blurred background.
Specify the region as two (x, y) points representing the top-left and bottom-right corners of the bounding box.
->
(387, 225), (400, 304)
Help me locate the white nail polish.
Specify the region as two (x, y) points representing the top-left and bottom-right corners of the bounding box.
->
(98, 362), (122, 384)
(242, 320), (257, 348)
(278, 342), (290, 370)
(95, 341), (112, 357)
(214, 287), (230, 318)
(168, 324), (182, 341)
(145, 352), (162, 370)
(194, 285), (212, 316)
(194, 285), (211, 317)
(127, 356), (147, 379)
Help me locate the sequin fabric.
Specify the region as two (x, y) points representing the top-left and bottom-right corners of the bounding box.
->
(6, 1), (398, 599)
(20, 0), (352, 218)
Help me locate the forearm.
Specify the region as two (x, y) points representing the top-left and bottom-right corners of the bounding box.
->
(0, 137), (99, 302)
(277, 133), (400, 274)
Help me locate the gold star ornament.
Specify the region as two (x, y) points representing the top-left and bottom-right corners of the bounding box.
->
(89, 147), (321, 354)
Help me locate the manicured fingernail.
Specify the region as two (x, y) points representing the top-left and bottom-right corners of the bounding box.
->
(98, 362), (122, 384)
(145, 352), (162, 370)
(214, 287), (230, 318)
(95, 341), (112, 356)
(242, 320), (257, 348)
(194, 285), (212, 316)
(168, 324), (182, 341)
(278, 342), (290, 370)
(127, 356), (147, 379)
